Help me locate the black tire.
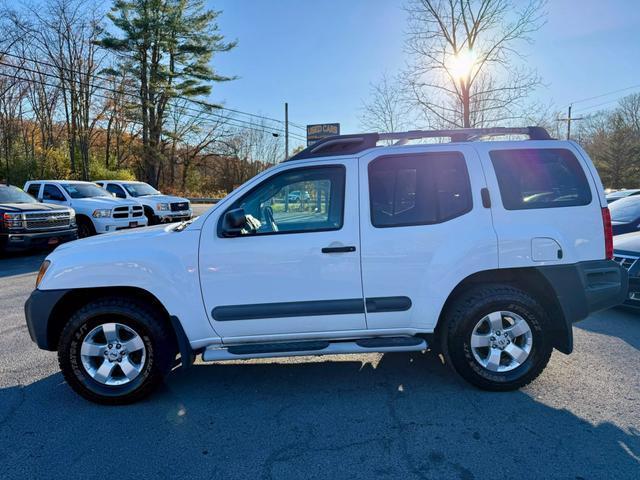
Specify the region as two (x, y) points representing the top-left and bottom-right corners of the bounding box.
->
(441, 284), (553, 391)
(144, 207), (158, 226)
(77, 217), (96, 238)
(58, 297), (177, 405)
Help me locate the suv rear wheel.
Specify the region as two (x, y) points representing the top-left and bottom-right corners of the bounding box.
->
(441, 284), (553, 391)
(58, 297), (176, 405)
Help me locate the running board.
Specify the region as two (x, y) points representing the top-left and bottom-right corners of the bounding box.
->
(201, 336), (427, 362)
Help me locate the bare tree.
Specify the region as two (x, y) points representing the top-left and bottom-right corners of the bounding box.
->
(360, 73), (412, 133)
(404, 0), (546, 128)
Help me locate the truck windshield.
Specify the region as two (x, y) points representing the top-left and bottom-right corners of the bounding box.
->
(609, 196), (640, 223)
(122, 183), (160, 197)
(0, 186), (36, 203)
(62, 184), (111, 199)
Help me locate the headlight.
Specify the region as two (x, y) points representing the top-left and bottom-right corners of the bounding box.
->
(35, 260), (51, 289)
(2, 212), (23, 229)
(69, 209), (76, 226)
(156, 203), (170, 211)
(92, 209), (112, 218)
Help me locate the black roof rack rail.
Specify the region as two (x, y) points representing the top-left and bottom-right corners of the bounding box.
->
(286, 126), (552, 161)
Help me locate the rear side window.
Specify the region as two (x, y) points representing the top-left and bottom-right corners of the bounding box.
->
(369, 152), (472, 228)
(489, 149), (592, 210)
(27, 184), (40, 198)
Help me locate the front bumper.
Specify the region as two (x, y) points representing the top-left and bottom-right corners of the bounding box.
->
(24, 288), (69, 350)
(93, 216), (148, 233)
(156, 210), (193, 223)
(0, 228), (78, 252)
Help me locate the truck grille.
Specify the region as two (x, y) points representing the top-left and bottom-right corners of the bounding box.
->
(613, 255), (638, 271)
(170, 202), (189, 212)
(113, 205), (144, 219)
(24, 211), (72, 231)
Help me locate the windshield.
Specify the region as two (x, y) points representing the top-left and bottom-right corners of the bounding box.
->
(122, 183), (160, 197)
(61, 183), (111, 199)
(0, 186), (36, 203)
(609, 196), (640, 223)
(608, 190), (639, 199)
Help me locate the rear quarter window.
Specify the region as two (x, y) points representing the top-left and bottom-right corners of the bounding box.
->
(489, 149), (592, 210)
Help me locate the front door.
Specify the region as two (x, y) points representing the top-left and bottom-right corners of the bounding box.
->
(199, 161), (366, 340)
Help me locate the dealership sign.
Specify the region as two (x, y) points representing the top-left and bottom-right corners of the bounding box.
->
(306, 123), (340, 146)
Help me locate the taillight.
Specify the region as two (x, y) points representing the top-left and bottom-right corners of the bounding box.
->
(601, 207), (613, 260)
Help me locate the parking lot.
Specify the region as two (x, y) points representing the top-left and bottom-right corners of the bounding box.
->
(0, 212), (639, 479)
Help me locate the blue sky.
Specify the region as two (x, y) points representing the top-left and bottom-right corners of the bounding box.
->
(208, 0), (640, 148)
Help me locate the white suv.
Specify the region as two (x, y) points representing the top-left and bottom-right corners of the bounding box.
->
(24, 127), (627, 404)
(24, 180), (148, 238)
(95, 180), (192, 225)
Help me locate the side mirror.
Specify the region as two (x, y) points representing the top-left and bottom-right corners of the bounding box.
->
(221, 208), (247, 237)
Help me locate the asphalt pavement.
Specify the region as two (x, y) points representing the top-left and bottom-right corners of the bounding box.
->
(0, 245), (639, 479)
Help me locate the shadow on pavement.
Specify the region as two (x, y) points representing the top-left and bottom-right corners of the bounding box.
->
(576, 307), (640, 351)
(0, 251), (47, 278)
(0, 351), (638, 479)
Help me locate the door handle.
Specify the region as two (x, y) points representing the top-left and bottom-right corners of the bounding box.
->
(322, 246), (356, 253)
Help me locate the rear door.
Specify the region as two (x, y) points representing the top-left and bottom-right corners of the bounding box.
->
(359, 145), (498, 332)
(476, 142), (604, 266)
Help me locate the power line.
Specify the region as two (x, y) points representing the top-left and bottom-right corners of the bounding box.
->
(567, 83), (640, 107)
(574, 94), (639, 116)
(0, 59), (306, 141)
(0, 50), (308, 133)
(0, 69), (307, 141)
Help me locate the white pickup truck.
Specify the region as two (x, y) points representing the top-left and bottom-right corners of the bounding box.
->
(24, 127), (627, 404)
(95, 180), (192, 225)
(24, 180), (147, 238)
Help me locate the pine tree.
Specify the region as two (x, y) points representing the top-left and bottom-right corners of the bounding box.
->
(99, 0), (236, 186)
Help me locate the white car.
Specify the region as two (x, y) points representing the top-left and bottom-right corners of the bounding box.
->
(25, 127), (627, 404)
(95, 180), (192, 225)
(24, 180), (147, 238)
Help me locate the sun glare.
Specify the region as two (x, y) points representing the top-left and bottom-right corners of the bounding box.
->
(448, 49), (476, 80)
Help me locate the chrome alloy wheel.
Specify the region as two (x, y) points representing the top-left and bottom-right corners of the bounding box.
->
(470, 311), (533, 373)
(80, 323), (147, 386)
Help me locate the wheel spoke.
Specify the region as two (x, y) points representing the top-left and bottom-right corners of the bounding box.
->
(102, 323), (119, 343)
(504, 343), (528, 365)
(471, 332), (491, 348)
(505, 319), (531, 339)
(121, 335), (144, 353)
(93, 359), (116, 383)
(487, 311), (503, 332)
(80, 342), (106, 357)
(119, 358), (140, 380)
(485, 348), (502, 371)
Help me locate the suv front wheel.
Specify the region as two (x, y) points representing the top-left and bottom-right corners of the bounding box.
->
(58, 298), (177, 404)
(442, 284), (553, 391)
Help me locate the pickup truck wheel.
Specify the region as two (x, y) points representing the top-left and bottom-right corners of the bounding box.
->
(57, 298), (177, 405)
(77, 218), (96, 238)
(442, 285), (553, 391)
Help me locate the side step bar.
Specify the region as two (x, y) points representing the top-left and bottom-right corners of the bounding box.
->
(202, 336), (427, 362)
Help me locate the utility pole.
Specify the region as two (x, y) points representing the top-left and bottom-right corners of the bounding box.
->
(284, 102), (289, 160)
(558, 104), (584, 140)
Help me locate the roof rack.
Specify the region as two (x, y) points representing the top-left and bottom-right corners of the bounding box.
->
(286, 126), (553, 161)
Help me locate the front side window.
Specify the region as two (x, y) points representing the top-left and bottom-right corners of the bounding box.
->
(122, 183), (160, 197)
(490, 149), (592, 210)
(43, 185), (66, 201)
(222, 165), (345, 236)
(369, 152), (472, 227)
(61, 183), (111, 199)
(106, 184), (127, 198)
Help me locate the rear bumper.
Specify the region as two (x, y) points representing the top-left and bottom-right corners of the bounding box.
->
(536, 260), (628, 353)
(0, 228), (78, 252)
